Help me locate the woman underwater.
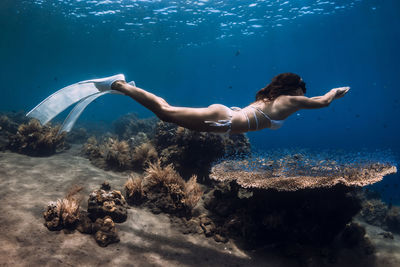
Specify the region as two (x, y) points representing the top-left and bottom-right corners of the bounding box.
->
(27, 72), (350, 134)
(110, 72), (350, 134)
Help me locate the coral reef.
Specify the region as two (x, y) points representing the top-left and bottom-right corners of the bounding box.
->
(0, 111), (30, 150)
(358, 191), (400, 234)
(0, 111), (29, 132)
(153, 121), (251, 181)
(87, 182), (128, 223)
(8, 119), (67, 156)
(132, 142), (158, 170)
(196, 155), (398, 252)
(113, 113), (157, 140)
(84, 116), (250, 178)
(43, 185), (83, 230)
(202, 182), (363, 249)
(65, 127), (88, 144)
(359, 198), (389, 227)
(82, 136), (158, 171)
(341, 222), (374, 254)
(124, 161), (203, 217)
(105, 138), (132, 170)
(386, 206), (400, 233)
(82, 136), (132, 170)
(0, 115), (19, 134)
(127, 131), (150, 147)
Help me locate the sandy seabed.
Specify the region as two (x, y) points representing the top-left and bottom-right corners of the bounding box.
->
(0, 145), (400, 267)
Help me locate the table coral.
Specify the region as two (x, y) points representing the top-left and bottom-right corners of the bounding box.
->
(204, 153), (397, 250)
(210, 159), (397, 191)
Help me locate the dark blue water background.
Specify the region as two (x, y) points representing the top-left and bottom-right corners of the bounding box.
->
(1, 0), (399, 202)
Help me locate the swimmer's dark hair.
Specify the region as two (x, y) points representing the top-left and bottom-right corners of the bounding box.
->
(255, 73), (306, 101)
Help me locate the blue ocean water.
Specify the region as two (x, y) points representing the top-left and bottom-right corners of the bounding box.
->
(1, 0), (399, 198)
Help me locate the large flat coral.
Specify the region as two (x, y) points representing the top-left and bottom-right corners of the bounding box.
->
(210, 156), (397, 191)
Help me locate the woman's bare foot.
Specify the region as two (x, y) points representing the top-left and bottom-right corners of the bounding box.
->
(111, 80), (129, 93)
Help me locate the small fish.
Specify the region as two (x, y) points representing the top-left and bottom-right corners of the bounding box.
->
(235, 50), (240, 56)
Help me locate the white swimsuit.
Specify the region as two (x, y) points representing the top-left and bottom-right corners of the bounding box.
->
(205, 105), (285, 133)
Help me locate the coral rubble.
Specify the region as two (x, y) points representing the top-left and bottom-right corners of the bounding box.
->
(8, 119), (67, 156)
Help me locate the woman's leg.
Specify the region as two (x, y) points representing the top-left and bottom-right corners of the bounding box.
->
(112, 81), (232, 132)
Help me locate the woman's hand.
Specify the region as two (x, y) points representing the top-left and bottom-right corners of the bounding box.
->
(332, 87), (350, 99)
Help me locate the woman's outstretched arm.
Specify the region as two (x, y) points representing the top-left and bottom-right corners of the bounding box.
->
(287, 87), (350, 110)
